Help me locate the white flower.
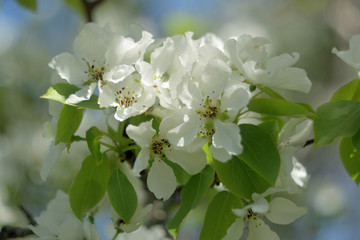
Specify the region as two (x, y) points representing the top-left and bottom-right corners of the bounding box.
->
(225, 34), (270, 73)
(332, 34), (360, 74)
(49, 23), (153, 104)
(223, 197), (307, 240)
(29, 190), (100, 240)
(161, 57), (249, 162)
(98, 72), (156, 121)
(242, 52), (312, 93)
(126, 120), (207, 200)
(276, 118), (312, 192)
(113, 225), (171, 240)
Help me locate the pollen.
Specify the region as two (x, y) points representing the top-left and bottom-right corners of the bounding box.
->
(151, 138), (171, 158)
(115, 87), (138, 108)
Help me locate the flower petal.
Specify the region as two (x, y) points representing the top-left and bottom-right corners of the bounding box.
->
(165, 147), (207, 175)
(133, 148), (151, 176)
(160, 108), (201, 147)
(126, 120), (155, 147)
(147, 158), (177, 200)
(49, 52), (86, 85)
(66, 82), (97, 104)
(247, 218), (280, 240)
(222, 218), (244, 240)
(103, 64), (135, 83)
(266, 197), (307, 225)
(41, 142), (66, 181)
(213, 120), (242, 156)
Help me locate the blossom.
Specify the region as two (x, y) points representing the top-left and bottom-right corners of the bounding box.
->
(125, 120), (207, 200)
(161, 56), (249, 162)
(223, 196), (307, 240)
(49, 23), (153, 105)
(29, 190), (100, 240)
(242, 52), (312, 93)
(332, 34), (360, 74)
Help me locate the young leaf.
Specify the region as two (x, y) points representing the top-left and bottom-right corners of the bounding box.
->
(70, 154), (110, 219)
(213, 156), (271, 199)
(339, 137), (360, 185)
(108, 168), (137, 223)
(261, 87), (286, 100)
(167, 166), (215, 238)
(64, 0), (86, 17)
(239, 124), (281, 185)
(86, 127), (104, 164)
(41, 83), (102, 110)
(331, 79), (360, 102)
(16, 0), (36, 11)
(352, 128), (360, 154)
(247, 98), (317, 119)
(163, 158), (191, 185)
(55, 105), (83, 145)
(314, 100), (360, 146)
(199, 191), (243, 240)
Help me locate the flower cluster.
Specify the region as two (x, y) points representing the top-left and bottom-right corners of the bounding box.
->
(43, 23), (314, 239)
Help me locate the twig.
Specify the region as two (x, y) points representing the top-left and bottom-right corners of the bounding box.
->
(81, 0), (105, 22)
(303, 138), (314, 147)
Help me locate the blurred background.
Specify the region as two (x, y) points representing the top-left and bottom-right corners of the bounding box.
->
(1, 0), (360, 239)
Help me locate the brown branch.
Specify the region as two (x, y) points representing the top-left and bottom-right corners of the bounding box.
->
(303, 138), (314, 147)
(81, 0), (105, 22)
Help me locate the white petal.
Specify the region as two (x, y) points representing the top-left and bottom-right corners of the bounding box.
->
(332, 34), (360, 70)
(265, 53), (299, 74)
(57, 215), (84, 240)
(266, 197), (307, 225)
(41, 142), (66, 181)
(73, 23), (111, 62)
(103, 64), (135, 83)
(165, 147), (207, 175)
(209, 145), (232, 162)
(126, 120), (155, 147)
(49, 52), (86, 85)
(222, 84), (249, 113)
(200, 58), (231, 100)
(133, 148), (151, 176)
(147, 159), (177, 200)
(98, 82), (117, 108)
(270, 67), (311, 93)
(136, 61), (154, 87)
(66, 82), (97, 104)
(151, 37), (174, 74)
(251, 198), (270, 214)
(213, 120), (242, 155)
(291, 158), (309, 188)
(248, 218), (280, 240)
(160, 108), (201, 147)
(222, 218), (244, 240)
(278, 118), (312, 149)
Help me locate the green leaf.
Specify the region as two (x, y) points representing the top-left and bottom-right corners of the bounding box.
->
(352, 128), (360, 154)
(55, 105), (84, 145)
(108, 168), (137, 223)
(17, 0), (36, 11)
(339, 137), (360, 185)
(331, 79), (360, 102)
(213, 157), (271, 199)
(258, 118), (284, 145)
(163, 158), (191, 185)
(199, 191), (242, 240)
(64, 0), (85, 17)
(86, 127), (104, 164)
(239, 124), (281, 185)
(261, 87), (285, 100)
(70, 154), (110, 218)
(248, 98), (317, 119)
(41, 83), (102, 110)
(314, 100), (360, 146)
(167, 166), (214, 238)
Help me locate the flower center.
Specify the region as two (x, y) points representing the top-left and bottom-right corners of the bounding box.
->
(151, 138), (171, 158)
(83, 59), (108, 84)
(115, 87), (138, 108)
